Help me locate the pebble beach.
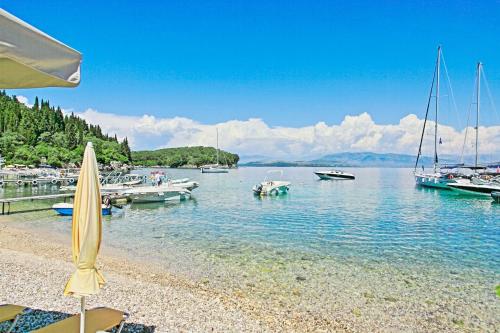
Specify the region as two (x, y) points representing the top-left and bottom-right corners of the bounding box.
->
(0, 222), (340, 332)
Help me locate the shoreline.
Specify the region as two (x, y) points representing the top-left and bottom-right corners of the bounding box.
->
(1, 206), (498, 332)
(0, 218), (345, 332)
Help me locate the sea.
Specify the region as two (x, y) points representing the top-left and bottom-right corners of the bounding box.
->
(2, 167), (499, 331)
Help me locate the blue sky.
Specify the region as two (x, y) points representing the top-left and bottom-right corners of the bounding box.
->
(2, 1), (499, 156)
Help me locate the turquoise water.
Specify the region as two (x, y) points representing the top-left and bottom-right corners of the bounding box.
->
(2, 167), (499, 330)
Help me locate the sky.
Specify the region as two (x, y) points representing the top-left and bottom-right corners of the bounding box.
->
(2, 1), (500, 159)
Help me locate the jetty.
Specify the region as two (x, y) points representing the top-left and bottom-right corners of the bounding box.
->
(0, 193), (74, 215)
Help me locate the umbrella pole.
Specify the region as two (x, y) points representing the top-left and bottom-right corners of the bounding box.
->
(80, 296), (85, 333)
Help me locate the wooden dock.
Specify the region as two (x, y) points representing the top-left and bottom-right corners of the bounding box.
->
(0, 193), (74, 215)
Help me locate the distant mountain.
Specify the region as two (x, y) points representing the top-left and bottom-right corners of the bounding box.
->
(311, 152), (441, 167)
(240, 152), (458, 168)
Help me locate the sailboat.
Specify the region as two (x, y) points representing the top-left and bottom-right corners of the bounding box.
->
(414, 46), (458, 189)
(447, 63), (500, 195)
(201, 128), (229, 173)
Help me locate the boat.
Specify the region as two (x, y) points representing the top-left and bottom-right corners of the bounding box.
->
(314, 170), (355, 180)
(120, 186), (191, 203)
(201, 166), (229, 173)
(444, 62), (499, 194)
(447, 178), (500, 196)
(252, 170), (291, 196)
(168, 179), (199, 191)
(201, 128), (229, 173)
(414, 46), (460, 189)
(492, 192), (500, 203)
(52, 203), (112, 216)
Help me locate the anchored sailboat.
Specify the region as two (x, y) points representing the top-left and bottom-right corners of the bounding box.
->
(201, 128), (229, 173)
(447, 62), (500, 195)
(414, 46), (458, 189)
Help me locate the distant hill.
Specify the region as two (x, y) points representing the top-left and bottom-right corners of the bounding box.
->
(311, 152), (440, 167)
(132, 146), (239, 168)
(240, 152), (457, 168)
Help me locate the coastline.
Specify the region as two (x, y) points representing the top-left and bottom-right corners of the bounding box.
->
(0, 218), (345, 333)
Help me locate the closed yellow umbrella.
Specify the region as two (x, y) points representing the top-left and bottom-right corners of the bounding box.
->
(64, 142), (105, 333)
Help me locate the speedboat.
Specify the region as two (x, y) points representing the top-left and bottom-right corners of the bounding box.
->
(52, 203), (112, 216)
(166, 177), (199, 190)
(252, 170), (291, 196)
(315, 170), (355, 180)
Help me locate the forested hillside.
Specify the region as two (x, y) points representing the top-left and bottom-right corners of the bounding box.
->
(0, 91), (131, 167)
(132, 146), (239, 167)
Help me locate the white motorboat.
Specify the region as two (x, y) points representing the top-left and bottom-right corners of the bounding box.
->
(314, 170), (355, 180)
(252, 170), (291, 196)
(120, 186), (191, 203)
(168, 179), (199, 191)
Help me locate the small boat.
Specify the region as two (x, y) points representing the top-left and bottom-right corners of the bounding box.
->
(52, 203), (112, 216)
(168, 179), (199, 191)
(492, 192), (500, 203)
(201, 166), (229, 173)
(253, 170), (291, 196)
(315, 170), (355, 180)
(121, 186), (191, 203)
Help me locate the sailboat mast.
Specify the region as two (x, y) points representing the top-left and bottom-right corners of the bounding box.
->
(434, 46), (441, 171)
(216, 128), (219, 165)
(475, 62), (481, 167)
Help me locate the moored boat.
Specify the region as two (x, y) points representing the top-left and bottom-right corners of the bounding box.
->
(447, 177), (500, 196)
(52, 203), (112, 216)
(120, 186), (191, 203)
(201, 166), (229, 173)
(201, 128), (229, 174)
(315, 170), (355, 180)
(252, 170), (291, 196)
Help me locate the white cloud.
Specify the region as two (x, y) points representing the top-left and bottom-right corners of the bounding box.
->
(16, 95), (32, 107)
(71, 109), (500, 159)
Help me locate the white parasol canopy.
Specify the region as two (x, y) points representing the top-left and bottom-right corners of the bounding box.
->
(0, 8), (82, 88)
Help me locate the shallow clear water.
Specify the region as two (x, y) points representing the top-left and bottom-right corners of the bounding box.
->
(2, 167), (499, 330)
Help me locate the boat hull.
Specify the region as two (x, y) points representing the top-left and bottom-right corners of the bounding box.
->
(447, 183), (500, 196)
(414, 174), (452, 189)
(492, 192), (500, 203)
(53, 204), (111, 216)
(201, 168), (229, 173)
(128, 191), (190, 203)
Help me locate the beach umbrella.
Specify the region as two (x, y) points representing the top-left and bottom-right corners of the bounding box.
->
(64, 142), (105, 333)
(0, 8), (81, 88)
(1, 8), (94, 333)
